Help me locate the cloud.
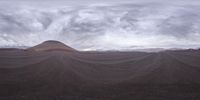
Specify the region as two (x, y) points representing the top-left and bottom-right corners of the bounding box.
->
(0, 3), (200, 50)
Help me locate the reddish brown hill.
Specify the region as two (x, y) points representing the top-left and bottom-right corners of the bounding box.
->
(28, 40), (76, 52)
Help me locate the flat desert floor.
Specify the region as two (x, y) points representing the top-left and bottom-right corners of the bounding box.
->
(1, 45), (200, 100)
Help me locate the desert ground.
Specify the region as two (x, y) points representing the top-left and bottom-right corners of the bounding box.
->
(1, 41), (200, 100)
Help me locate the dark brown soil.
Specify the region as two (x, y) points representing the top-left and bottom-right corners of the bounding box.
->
(1, 47), (200, 100)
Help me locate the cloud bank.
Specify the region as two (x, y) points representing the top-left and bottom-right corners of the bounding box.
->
(0, 3), (200, 50)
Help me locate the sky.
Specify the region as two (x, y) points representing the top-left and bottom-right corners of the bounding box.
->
(0, 0), (200, 50)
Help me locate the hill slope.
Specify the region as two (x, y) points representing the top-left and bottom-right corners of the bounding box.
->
(28, 40), (76, 52)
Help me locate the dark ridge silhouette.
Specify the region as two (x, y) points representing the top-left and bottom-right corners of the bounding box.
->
(0, 48), (21, 51)
(28, 40), (76, 52)
(1, 41), (200, 100)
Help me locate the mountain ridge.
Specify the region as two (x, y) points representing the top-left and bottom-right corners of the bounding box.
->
(27, 40), (76, 52)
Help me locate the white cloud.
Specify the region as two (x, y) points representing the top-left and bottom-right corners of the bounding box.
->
(0, 3), (200, 50)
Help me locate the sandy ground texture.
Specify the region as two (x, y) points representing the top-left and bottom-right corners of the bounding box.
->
(1, 41), (200, 100)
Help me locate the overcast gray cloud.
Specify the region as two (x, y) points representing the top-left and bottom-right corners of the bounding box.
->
(0, 1), (200, 50)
